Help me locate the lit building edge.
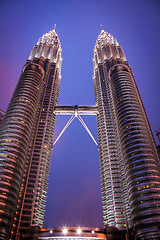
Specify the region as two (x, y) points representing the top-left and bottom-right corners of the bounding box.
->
(0, 109), (5, 126)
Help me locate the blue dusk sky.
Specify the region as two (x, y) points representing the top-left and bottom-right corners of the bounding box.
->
(0, 0), (160, 229)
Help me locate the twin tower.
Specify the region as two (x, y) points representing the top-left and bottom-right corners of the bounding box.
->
(0, 29), (160, 240)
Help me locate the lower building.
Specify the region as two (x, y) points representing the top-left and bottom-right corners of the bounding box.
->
(19, 226), (131, 240)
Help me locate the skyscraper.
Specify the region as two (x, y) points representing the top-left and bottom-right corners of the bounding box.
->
(0, 29), (62, 239)
(0, 27), (160, 240)
(93, 30), (160, 239)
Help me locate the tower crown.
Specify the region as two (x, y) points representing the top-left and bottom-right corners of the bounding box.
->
(37, 28), (61, 46)
(96, 30), (119, 48)
(93, 30), (126, 67)
(29, 27), (62, 67)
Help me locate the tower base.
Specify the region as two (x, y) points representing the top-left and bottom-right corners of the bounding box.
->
(105, 226), (134, 240)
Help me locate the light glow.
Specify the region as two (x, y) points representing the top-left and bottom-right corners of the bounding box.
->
(77, 228), (82, 234)
(63, 228), (68, 235)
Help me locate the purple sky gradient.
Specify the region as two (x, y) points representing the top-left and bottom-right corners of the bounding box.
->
(0, 0), (160, 229)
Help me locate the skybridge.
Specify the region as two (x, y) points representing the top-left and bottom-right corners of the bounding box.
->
(54, 105), (98, 115)
(53, 105), (98, 146)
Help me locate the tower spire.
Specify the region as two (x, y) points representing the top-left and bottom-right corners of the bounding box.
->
(54, 24), (56, 31)
(100, 24), (104, 33)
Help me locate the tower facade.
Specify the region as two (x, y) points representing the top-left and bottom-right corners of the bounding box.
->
(93, 30), (160, 239)
(0, 109), (5, 126)
(0, 29), (62, 239)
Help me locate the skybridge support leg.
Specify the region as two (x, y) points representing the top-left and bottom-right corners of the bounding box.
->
(53, 106), (98, 147)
